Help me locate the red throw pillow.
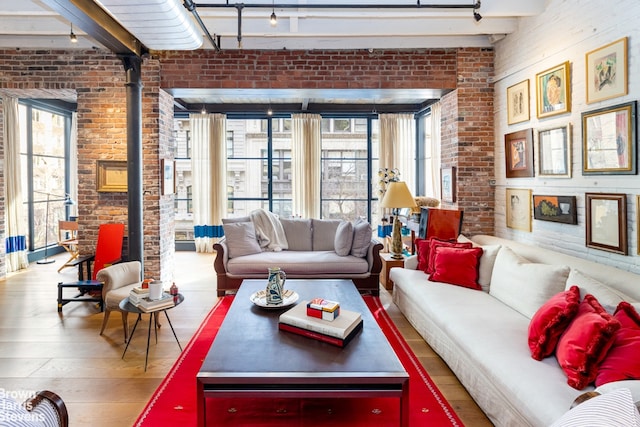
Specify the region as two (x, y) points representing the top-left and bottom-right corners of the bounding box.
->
(595, 302), (640, 386)
(528, 286), (581, 361)
(429, 246), (483, 290)
(555, 294), (621, 390)
(415, 238), (431, 272)
(426, 238), (473, 274)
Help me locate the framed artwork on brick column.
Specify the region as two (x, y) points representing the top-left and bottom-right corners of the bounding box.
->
(161, 159), (175, 195)
(96, 160), (127, 192)
(505, 129), (534, 178)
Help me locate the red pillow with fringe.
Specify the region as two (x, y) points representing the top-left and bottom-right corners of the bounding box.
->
(595, 301), (640, 386)
(429, 246), (483, 290)
(528, 285), (581, 361)
(426, 238), (472, 274)
(415, 238), (431, 272)
(555, 294), (621, 390)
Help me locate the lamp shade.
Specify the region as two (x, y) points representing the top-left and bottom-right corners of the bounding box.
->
(379, 181), (417, 209)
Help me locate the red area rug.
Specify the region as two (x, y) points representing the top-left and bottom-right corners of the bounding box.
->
(134, 295), (463, 426)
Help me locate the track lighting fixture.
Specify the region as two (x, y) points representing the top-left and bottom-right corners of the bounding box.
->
(270, 0), (277, 26)
(473, 1), (482, 22)
(69, 24), (78, 43)
(267, 107), (273, 116)
(201, 104), (206, 114)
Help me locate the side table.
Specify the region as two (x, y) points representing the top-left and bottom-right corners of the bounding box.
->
(380, 253), (405, 291)
(120, 293), (184, 371)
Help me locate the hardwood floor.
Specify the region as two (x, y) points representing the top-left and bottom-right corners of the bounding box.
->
(0, 251), (492, 426)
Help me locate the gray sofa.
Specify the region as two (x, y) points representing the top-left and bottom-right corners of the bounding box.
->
(213, 217), (383, 297)
(390, 234), (640, 426)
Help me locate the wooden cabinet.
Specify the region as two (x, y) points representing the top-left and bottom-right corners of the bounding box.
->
(380, 253), (405, 291)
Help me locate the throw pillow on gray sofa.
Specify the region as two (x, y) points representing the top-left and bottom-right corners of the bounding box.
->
(222, 222), (262, 258)
(334, 220), (354, 256)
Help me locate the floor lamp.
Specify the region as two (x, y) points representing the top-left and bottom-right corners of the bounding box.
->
(36, 192), (75, 265)
(379, 181), (417, 259)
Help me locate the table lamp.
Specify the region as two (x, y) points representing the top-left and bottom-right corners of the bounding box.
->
(379, 181), (417, 259)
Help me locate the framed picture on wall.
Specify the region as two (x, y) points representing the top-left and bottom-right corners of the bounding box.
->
(536, 61), (571, 119)
(537, 124), (571, 178)
(586, 37), (628, 104)
(161, 159), (175, 195)
(533, 195), (577, 224)
(586, 193), (627, 255)
(582, 101), (636, 175)
(440, 166), (456, 203)
(507, 79), (530, 125)
(506, 188), (532, 232)
(96, 160), (127, 192)
(505, 129), (534, 178)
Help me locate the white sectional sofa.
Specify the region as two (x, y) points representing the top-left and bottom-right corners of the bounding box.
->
(389, 234), (640, 427)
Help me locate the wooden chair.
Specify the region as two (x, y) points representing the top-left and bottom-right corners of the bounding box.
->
(57, 220), (79, 273)
(70, 223), (125, 280)
(418, 207), (464, 241)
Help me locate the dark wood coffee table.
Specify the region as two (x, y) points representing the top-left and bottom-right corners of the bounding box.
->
(197, 279), (409, 426)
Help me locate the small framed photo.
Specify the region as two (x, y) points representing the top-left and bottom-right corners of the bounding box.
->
(507, 79), (530, 125)
(440, 166), (456, 203)
(533, 195), (577, 224)
(505, 129), (534, 178)
(586, 37), (628, 104)
(161, 159), (175, 195)
(585, 193), (627, 255)
(506, 188), (532, 232)
(536, 61), (571, 119)
(582, 101), (636, 175)
(537, 124), (571, 178)
(96, 160), (127, 192)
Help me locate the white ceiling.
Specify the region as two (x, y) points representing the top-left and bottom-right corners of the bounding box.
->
(0, 0), (545, 110)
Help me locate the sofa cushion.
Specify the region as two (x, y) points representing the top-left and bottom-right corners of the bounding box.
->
(426, 238), (472, 274)
(556, 294), (621, 390)
(226, 251), (369, 275)
(596, 302), (640, 386)
(550, 387), (640, 427)
(429, 246), (483, 290)
(458, 235), (501, 292)
(566, 269), (632, 313)
(312, 219), (342, 251)
(222, 222), (262, 258)
(350, 218), (372, 257)
(280, 218), (313, 251)
(334, 220), (354, 256)
(490, 246), (570, 319)
(415, 238), (430, 272)
(528, 285), (581, 360)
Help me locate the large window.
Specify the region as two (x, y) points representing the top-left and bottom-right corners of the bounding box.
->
(173, 114), (384, 244)
(19, 101), (73, 260)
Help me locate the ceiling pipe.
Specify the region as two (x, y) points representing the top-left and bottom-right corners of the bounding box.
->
(197, 2), (478, 10)
(183, 0), (221, 52)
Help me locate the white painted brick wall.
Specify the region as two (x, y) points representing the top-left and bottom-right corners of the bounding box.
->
(493, 0), (640, 273)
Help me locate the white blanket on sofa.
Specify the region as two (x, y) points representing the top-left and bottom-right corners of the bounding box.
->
(249, 209), (289, 251)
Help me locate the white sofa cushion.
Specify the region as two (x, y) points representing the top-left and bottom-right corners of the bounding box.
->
(334, 220), (354, 256)
(489, 246), (570, 319)
(222, 222), (262, 258)
(566, 269), (632, 313)
(350, 218), (372, 257)
(280, 218), (313, 251)
(458, 235), (501, 292)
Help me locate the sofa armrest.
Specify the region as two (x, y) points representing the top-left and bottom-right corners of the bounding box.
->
(96, 261), (142, 296)
(213, 238), (229, 273)
(25, 390), (69, 427)
(404, 255), (419, 270)
(366, 239), (384, 274)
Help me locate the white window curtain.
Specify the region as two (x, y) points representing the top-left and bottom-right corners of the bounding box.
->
(379, 113), (416, 191)
(2, 96), (29, 272)
(428, 102), (442, 198)
(190, 113), (227, 253)
(291, 113), (321, 219)
(69, 112), (78, 217)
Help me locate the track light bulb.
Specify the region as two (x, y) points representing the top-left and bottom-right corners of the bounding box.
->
(474, 11), (482, 22)
(270, 11), (277, 26)
(69, 24), (78, 43)
(267, 107), (273, 116)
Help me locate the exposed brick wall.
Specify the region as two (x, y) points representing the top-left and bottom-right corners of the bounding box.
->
(157, 49), (458, 90)
(0, 49), (168, 279)
(438, 49), (495, 236)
